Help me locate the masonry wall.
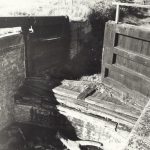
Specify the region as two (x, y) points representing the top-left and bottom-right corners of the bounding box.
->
(0, 33), (25, 130)
(65, 21), (102, 77)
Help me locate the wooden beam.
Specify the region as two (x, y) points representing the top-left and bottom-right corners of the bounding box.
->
(115, 4), (120, 23)
(114, 47), (150, 68)
(0, 16), (68, 28)
(85, 96), (141, 118)
(105, 63), (150, 96)
(0, 17), (29, 28)
(53, 85), (137, 126)
(52, 86), (79, 99)
(112, 2), (150, 23)
(77, 85), (96, 100)
(87, 104), (136, 126)
(112, 2), (150, 8)
(116, 24), (150, 41)
(103, 77), (148, 109)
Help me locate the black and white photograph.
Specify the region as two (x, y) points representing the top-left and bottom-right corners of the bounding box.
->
(0, 0), (149, 150)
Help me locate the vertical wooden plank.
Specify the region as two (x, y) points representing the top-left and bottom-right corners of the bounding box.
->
(125, 59), (132, 72)
(134, 39), (143, 54)
(115, 4), (120, 23)
(141, 41), (149, 55)
(121, 35), (127, 68)
(117, 34), (123, 48)
(109, 70), (125, 87)
(115, 55), (119, 65)
(101, 23), (111, 80)
(121, 35), (126, 49)
(142, 65), (150, 78)
(140, 29), (150, 56)
(131, 60), (138, 75)
(109, 70), (117, 82)
(124, 36), (131, 50)
(144, 41), (150, 56)
(130, 36), (143, 86)
(22, 26), (30, 77)
(116, 34), (124, 67)
(116, 55), (122, 66)
(121, 35), (130, 86)
(101, 21), (116, 80)
(140, 81), (150, 97)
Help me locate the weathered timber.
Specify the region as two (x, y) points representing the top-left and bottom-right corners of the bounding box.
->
(102, 21), (150, 99)
(54, 94), (88, 109)
(87, 104), (136, 126)
(116, 55), (150, 79)
(114, 47), (150, 68)
(77, 85), (96, 100)
(61, 80), (141, 110)
(85, 96), (140, 118)
(53, 86), (80, 99)
(103, 77), (148, 109)
(55, 93), (136, 126)
(53, 84), (140, 127)
(106, 63), (150, 96)
(56, 98), (87, 112)
(116, 23), (150, 41)
(61, 80), (93, 86)
(0, 16), (68, 28)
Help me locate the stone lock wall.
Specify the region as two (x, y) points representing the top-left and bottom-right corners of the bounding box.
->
(0, 33), (25, 130)
(67, 21), (101, 77)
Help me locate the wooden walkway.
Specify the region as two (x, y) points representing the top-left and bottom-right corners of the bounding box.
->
(52, 80), (144, 127)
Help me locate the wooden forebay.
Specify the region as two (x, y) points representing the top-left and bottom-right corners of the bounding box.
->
(102, 21), (150, 97)
(14, 78), (133, 150)
(52, 81), (141, 127)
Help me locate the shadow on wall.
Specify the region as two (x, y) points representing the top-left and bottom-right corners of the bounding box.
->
(60, 9), (116, 79)
(45, 20), (104, 80)
(12, 77), (80, 150)
(68, 20), (103, 77)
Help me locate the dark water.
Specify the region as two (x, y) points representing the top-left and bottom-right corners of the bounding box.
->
(0, 123), (103, 150)
(0, 123), (64, 150)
